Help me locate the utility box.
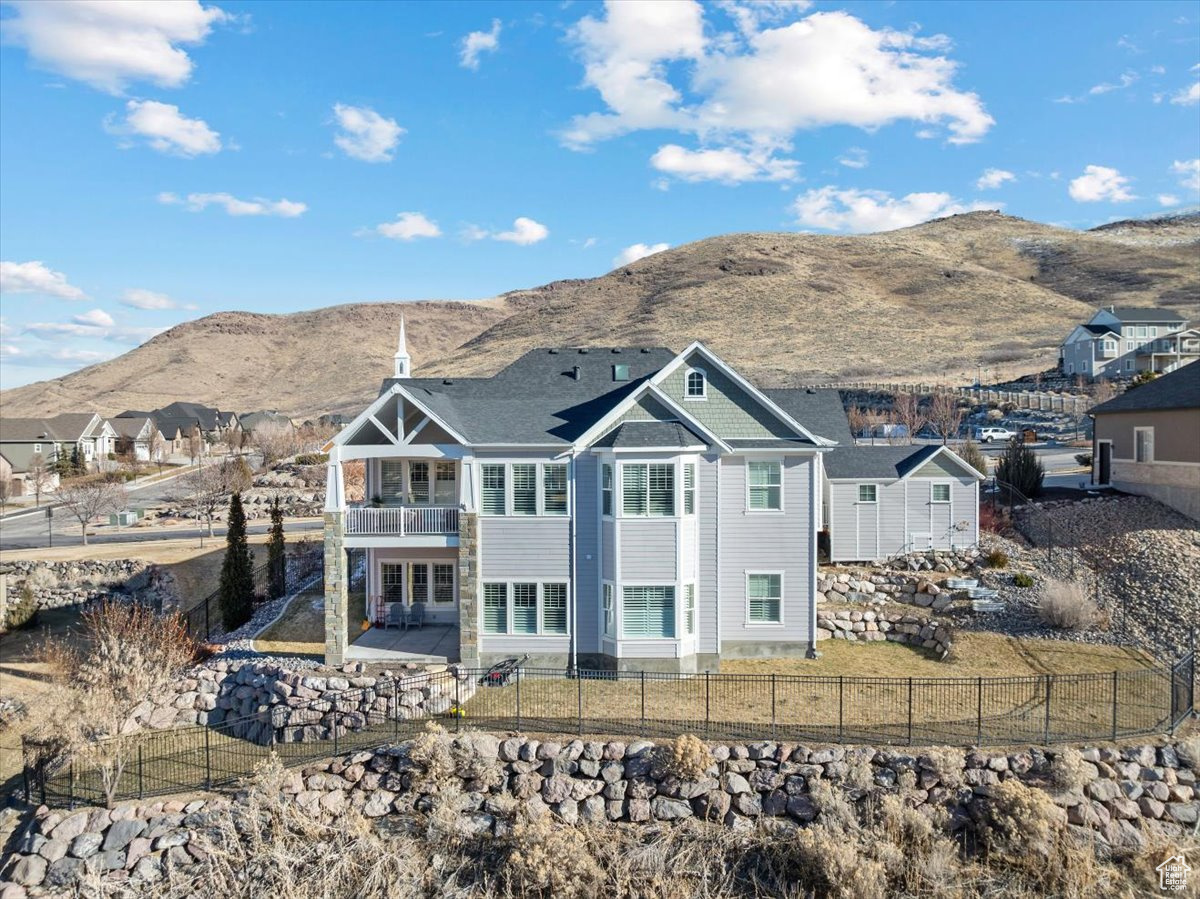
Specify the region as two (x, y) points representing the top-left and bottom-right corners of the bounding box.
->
(110, 510), (138, 526)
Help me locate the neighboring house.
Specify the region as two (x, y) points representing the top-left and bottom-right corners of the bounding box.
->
(0, 413), (115, 481)
(1060, 306), (1198, 382)
(108, 416), (160, 462)
(156, 402), (241, 444)
(321, 325), (982, 672)
(239, 410), (295, 436)
(1090, 364), (1200, 521)
(317, 413), (353, 429)
(116, 411), (206, 457)
(823, 445), (984, 562)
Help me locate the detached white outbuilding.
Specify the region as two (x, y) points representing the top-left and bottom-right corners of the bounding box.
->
(823, 445), (984, 563)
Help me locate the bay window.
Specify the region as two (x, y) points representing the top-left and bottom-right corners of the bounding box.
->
(621, 463), (674, 516)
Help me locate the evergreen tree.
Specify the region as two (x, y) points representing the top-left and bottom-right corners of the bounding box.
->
(996, 438), (1045, 498)
(959, 440), (989, 478)
(267, 498), (287, 600)
(70, 445), (83, 475)
(218, 493), (255, 630)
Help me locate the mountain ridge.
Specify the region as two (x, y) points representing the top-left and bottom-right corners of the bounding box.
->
(2, 211), (1197, 419)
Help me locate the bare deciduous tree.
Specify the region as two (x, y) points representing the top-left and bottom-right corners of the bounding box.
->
(0, 477), (11, 515)
(56, 476), (127, 544)
(187, 428), (204, 466)
(147, 423), (167, 475)
(847, 406), (869, 443)
(890, 392), (926, 445)
(254, 420), (300, 468)
(32, 602), (199, 806)
(928, 392), (966, 445)
(1091, 378), (1115, 404)
(179, 459), (252, 537)
(27, 452), (56, 508)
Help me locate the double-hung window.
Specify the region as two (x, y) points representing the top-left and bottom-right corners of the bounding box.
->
(748, 461), (782, 511)
(602, 464), (613, 516)
(1135, 428), (1154, 463)
(543, 464), (568, 515)
(622, 464), (675, 516)
(409, 461), (430, 504)
(602, 584), (615, 637)
(683, 584), (696, 635)
(747, 574), (782, 624)
(410, 564), (429, 602)
(622, 586), (675, 638)
(380, 460), (404, 503)
(931, 483), (951, 503)
(482, 582), (569, 635)
(858, 484), (878, 503)
(512, 464), (538, 515)
(622, 464), (648, 515)
(432, 564), (455, 603)
(381, 564), (405, 604)
(481, 464), (507, 516)
(683, 464), (696, 515)
(434, 461), (457, 505)
(511, 583), (538, 633)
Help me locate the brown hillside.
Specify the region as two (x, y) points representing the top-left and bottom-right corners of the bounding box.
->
(2, 211), (1197, 419)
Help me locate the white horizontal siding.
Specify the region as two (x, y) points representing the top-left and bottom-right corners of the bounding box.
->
(480, 519), (569, 579)
(619, 519), (678, 581)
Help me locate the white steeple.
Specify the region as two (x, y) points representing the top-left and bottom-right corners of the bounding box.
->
(393, 315), (411, 378)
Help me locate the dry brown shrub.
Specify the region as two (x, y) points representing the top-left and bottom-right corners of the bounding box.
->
(1038, 579), (1100, 630)
(499, 815), (605, 899)
(407, 722), (456, 790)
(662, 733), (712, 781)
(789, 825), (888, 899)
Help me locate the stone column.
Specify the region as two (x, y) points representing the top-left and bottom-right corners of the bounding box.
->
(457, 512), (480, 667)
(324, 511), (348, 666)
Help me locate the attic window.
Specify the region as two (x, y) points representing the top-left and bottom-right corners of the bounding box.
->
(685, 367), (707, 399)
(613, 364), (630, 382)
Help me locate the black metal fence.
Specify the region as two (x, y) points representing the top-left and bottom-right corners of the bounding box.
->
(23, 651), (1195, 808)
(180, 562), (271, 642)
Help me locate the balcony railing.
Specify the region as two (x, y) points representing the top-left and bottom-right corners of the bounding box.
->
(345, 505), (460, 537)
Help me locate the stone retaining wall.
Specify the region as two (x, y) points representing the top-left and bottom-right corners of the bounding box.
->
(122, 659), (475, 746)
(4, 735), (1196, 893)
(817, 569), (956, 611)
(815, 608), (953, 657)
(2, 560), (179, 615)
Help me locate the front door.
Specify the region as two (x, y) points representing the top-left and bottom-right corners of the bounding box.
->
(1097, 442), (1112, 486)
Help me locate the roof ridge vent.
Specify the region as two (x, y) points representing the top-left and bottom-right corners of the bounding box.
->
(548, 348), (559, 354)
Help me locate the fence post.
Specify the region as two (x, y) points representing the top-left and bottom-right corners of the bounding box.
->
(138, 744), (144, 800)
(39, 757), (46, 807)
(838, 676), (844, 742)
(204, 727), (212, 790)
(205, 599), (210, 642)
(333, 712), (339, 757)
(68, 761), (75, 810)
(770, 674), (777, 740)
(577, 670), (584, 737)
(1043, 675), (1052, 743)
(640, 671), (646, 726)
(455, 674), (462, 734)
(1111, 670), (1119, 741)
(704, 672), (711, 738)
(976, 677), (983, 744)
(907, 678), (914, 745)
(515, 667), (521, 732)
(392, 683), (398, 740)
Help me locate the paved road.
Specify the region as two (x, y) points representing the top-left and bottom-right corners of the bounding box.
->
(0, 518), (323, 552)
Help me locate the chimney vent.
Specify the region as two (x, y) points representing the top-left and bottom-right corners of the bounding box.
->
(611, 348), (621, 354)
(640, 348), (651, 353)
(548, 348), (559, 355)
(572, 365), (582, 380)
(578, 348), (590, 354)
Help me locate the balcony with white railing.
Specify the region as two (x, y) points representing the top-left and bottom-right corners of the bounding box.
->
(345, 505), (460, 537)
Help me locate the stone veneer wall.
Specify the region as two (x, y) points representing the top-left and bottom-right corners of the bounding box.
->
(815, 608), (953, 657)
(457, 512), (479, 668)
(5, 736), (1197, 892)
(323, 511), (347, 666)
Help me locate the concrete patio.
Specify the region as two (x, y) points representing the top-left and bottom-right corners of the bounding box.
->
(346, 623), (461, 663)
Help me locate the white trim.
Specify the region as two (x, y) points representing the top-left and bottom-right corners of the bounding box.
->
(333, 383), (468, 448)
(570, 379), (731, 453)
(648, 341), (836, 446)
(400, 416), (431, 445)
(744, 457), (784, 513)
(856, 483), (879, 503)
(930, 481), (952, 504)
(684, 366), (708, 400)
(744, 570), (784, 627)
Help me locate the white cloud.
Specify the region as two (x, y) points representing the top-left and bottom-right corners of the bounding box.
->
(2, 0), (229, 93)
(715, 0), (813, 37)
(1171, 158), (1200, 192)
(460, 19), (501, 70)
(1170, 82), (1200, 105)
(0, 260), (87, 300)
(158, 191), (307, 217)
(332, 103), (404, 162)
(791, 186), (992, 233)
(0, 343), (22, 359)
(72, 308), (114, 328)
(562, 4), (993, 170)
(837, 147), (869, 169)
(374, 212), (442, 241)
(650, 143), (797, 183)
(1068, 165), (1136, 202)
(976, 168), (1016, 190)
(121, 288), (193, 310)
(1089, 71), (1138, 95)
(583, 237), (598, 249)
(1158, 194), (1180, 207)
(107, 100), (221, 156)
(614, 242), (670, 267)
(494, 217), (550, 245)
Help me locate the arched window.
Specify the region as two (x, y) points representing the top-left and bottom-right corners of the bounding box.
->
(686, 368), (707, 399)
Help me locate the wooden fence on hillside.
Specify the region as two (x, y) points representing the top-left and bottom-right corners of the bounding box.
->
(805, 382), (1095, 416)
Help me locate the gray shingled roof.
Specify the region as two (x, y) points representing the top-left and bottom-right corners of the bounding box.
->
(764, 388), (852, 445)
(108, 417), (151, 439)
(593, 421), (709, 448)
(1107, 307), (1189, 324)
(379, 347), (679, 444)
(1090, 363), (1200, 414)
(1082, 323), (1117, 336)
(824, 445), (944, 479)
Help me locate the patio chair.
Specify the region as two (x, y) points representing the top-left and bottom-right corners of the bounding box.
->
(385, 603), (406, 631)
(408, 602), (426, 630)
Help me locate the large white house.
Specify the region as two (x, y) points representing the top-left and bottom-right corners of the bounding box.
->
(1060, 306), (1198, 382)
(321, 324), (981, 672)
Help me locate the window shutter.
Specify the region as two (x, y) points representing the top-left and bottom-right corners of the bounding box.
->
(483, 584), (507, 633)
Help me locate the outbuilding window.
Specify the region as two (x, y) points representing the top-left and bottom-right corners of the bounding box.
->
(931, 483), (951, 503)
(857, 484), (878, 503)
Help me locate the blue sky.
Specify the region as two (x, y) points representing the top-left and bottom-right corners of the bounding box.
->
(1, 0), (1198, 388)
